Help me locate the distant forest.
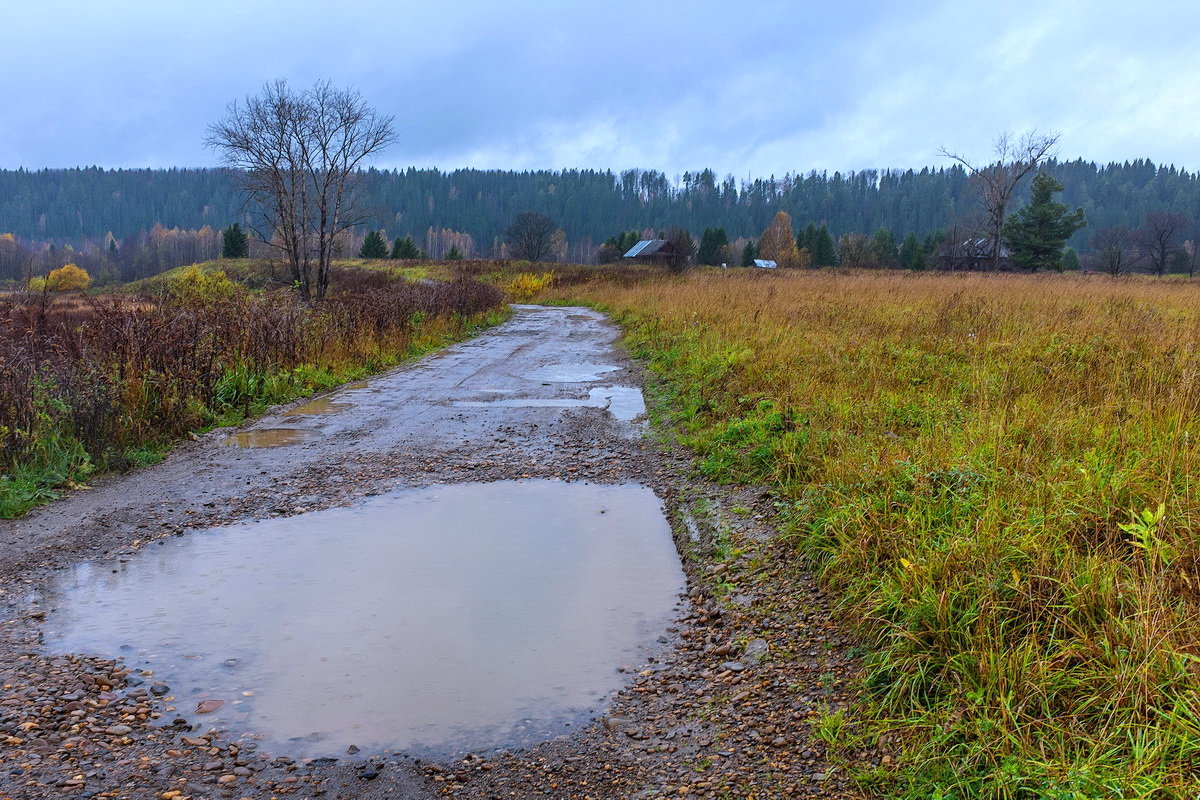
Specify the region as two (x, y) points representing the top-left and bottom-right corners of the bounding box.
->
(0, 159), (1197, 280)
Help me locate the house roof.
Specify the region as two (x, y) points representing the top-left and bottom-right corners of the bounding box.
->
(624, 239), (667, 258)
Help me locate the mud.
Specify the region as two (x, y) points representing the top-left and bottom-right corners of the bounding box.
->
(0, 305), (868, 799)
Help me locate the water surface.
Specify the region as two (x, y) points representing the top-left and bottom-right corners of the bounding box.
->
(44, 480), (683, 758)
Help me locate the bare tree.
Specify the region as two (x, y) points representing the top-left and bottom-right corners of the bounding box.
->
(1135, 211), (1189, 276)
(206, 80), (395, 300)
(505, 212), (558, 262)
(1091, 226), (1140, 276)
(940, 131), (1060, 271)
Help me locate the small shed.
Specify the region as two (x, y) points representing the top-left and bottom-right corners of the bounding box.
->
(623, 239), (684, 264)
(753, 259), (778, 269)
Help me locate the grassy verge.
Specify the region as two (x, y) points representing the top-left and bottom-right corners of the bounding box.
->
(558, 268), (1200, 799)
(0, 266), (507, 518)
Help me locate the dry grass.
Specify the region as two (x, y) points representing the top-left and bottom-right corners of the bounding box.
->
(560, 269), (1200, 798)
(0, 275), (505, 517)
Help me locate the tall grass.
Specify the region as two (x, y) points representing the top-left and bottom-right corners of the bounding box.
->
(0, 273), (504, 517)
(564, 269), (1200, 798)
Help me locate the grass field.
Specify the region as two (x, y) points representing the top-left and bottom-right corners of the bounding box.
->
(557, 269), (1200, 799)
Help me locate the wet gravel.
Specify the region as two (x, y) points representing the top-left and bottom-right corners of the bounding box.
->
(0, 306), (875, 799)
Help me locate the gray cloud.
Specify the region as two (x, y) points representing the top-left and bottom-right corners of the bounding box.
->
(2, 0), (1198, 175)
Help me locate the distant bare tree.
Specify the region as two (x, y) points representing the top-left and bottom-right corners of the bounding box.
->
(1135, 211), (1189, 276)
(206, 80), (395, 300)
(1091, 226), (1140, 276)
(940, 131), (1060, 271)
(505, 212), (558, 262)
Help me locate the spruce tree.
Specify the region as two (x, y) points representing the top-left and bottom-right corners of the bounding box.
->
(1002, 174), (1086, 271)
(390, 236), (421, 259)
(221, 223), (248, 258)
(360, 230), (389, 259)
(799, 222), (818, 254)
(811, 225), (837, 267)
(696, 227), (728, 265)
(899, 232), (922, 270)
(870, 228), (898, 268)
(446, 244), (463, 260)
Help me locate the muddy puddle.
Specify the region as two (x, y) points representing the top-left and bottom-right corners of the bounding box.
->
(221, 428), (321, 448)
(283, 397), (354, 416)
(43, 481), (684, 758)
(456, 386), (646, 422)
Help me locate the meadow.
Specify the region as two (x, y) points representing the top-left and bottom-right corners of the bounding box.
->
(0, 264), (504, 517)
(556, 269), (1200, 799)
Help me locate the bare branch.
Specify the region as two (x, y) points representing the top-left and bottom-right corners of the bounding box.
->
(206, 80), (394, 299)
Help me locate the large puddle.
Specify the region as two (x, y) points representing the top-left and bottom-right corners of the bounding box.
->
(43, 481), (684, 758)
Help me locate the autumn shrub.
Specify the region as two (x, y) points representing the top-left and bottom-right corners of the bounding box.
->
(502, 271), (556, 301)
(0, 276), (504, 517)
(565, 270), (1200, 799)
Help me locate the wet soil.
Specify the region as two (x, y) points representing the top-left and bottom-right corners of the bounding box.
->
(0, 305), (872, 799)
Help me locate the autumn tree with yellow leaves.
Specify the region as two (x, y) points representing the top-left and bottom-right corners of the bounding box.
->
(757, 211), (810, 269)
(31, 263), (92, 292)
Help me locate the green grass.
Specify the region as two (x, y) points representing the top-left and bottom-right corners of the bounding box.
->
(564, 268), (1200, 799)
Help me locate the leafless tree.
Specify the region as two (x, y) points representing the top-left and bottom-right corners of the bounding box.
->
(940, 131), (1060, 271)
(1135, 211), (1189, 276)
(206, 80), (395, 300)
(1090, 226), (1140, 276)
(505, 212), (558, 262)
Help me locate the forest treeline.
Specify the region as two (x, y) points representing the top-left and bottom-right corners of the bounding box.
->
(0, 159), (1197, 280)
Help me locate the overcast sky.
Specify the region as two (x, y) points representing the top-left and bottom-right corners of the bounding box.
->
(3, 0), (1198, 177)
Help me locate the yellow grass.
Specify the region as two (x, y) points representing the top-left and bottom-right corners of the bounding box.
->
(562, 269), (1200, 798)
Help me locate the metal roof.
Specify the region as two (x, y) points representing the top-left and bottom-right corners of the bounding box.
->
(753, 259), (778, 269)
(624, 239), (667, 258)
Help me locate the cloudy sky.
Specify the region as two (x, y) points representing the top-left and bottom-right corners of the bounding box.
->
(3, 0), (1198, 177)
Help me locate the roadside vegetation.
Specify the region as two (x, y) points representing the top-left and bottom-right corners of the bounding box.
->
(0, 263), (504, 517)
(551, 268), (1200, 798)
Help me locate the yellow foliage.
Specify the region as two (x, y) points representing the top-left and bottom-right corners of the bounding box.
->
(0, 233), (14, 242)
(166, 265), (242, 306)
(44, 263), (91, 292)
(502, 271), (555, 301)
(758, 211), (804, 268)
(27, 277), (46, 292)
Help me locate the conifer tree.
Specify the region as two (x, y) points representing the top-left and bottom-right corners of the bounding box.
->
(811, 225), (837, 266)
(696, 227), (729, 265)
(446, 244), (463, 260)
(360, 230), (389, 259)
(1002, 173), (1086, 271)
(870, 228), (898, 268)
(799, 222), (818, 254)
(221, 223), (249, 258)
(390, 236), (420, 259)
(899, 232), (923, 270)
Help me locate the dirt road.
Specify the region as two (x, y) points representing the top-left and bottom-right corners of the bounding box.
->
(0, 306), (864, 799)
